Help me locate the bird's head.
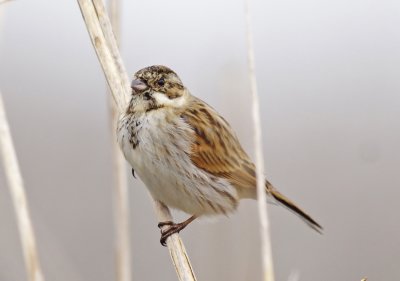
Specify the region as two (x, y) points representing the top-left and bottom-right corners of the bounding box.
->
(128, 65), (189, 113)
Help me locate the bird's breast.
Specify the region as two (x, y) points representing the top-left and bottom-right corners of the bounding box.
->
(117, 111), (239, 216)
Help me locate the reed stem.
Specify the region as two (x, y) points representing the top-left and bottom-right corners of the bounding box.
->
(244, 0), (275, 280)
(0, 93), (45, 281)
(77, 1), (197, 280)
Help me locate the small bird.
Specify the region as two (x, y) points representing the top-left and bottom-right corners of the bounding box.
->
(117, 65), (322, 246)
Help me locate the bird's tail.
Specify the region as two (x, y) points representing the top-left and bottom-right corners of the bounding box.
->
(266, 180), (323, 233)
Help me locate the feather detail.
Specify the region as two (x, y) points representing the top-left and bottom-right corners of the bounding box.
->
(266, 180), (323, 233)
(182, 97), (257, 194)
(182, 97), (322, 232)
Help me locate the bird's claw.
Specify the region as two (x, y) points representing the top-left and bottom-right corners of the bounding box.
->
(157, 216), (196, 246)
(159, 223), (183, 246)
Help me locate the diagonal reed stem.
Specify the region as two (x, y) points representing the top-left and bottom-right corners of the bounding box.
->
(244, 0), (275, 280)
(77, 1), (197, 280)
(0, 92), (45, 281)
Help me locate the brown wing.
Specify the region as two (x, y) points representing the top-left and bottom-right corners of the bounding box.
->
(182, 97), (257, 191)
(182, 98), (323, 232)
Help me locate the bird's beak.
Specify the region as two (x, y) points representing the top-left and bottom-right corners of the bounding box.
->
(131, 79), (148, 94)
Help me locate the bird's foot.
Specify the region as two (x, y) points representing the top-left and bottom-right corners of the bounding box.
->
(158, 221), (186, 246)
(157, 216), (196, 246)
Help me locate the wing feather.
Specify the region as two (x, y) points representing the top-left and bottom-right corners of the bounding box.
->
(182, 98), (257, 191)
(180, 97), (323, 231)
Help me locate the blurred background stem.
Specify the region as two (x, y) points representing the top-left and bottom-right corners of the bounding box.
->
(0, 92), (45, 281)
(106, 0), (132, 280)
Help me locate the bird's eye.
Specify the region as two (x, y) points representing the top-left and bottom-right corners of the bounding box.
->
(157, 78), (165, 86)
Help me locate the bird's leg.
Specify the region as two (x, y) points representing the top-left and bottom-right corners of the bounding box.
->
(131, 168), (136, 178)
(158, 215), (197, 246)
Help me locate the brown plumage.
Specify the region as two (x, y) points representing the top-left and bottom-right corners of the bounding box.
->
(117, 65), (322, 245)
(182, 97), (322, 232)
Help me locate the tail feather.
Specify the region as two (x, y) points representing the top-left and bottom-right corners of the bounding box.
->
(266, 181), (323, 233)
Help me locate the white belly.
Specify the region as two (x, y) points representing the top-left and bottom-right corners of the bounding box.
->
(117, 112), (238, 216)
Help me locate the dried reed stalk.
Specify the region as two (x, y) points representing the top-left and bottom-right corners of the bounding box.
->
(77, 1), (197, 280)
(0, 0), (13, 5)
(106, 0), (132, 280)
(0, 93), (45, 281)
(244, 0), (275, 280)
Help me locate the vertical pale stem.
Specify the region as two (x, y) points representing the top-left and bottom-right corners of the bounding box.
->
(0, 93), (45, 281)
(106, 0), (132, 280)
(244, 0), (275, 281)
(77, 1), (197, 280)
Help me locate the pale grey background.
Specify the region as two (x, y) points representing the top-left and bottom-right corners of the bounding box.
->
(1, 0), (400, 280)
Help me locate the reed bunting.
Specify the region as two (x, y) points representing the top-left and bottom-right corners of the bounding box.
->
(117, 65), (322, 246)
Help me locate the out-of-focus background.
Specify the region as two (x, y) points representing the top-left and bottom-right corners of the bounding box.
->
(1, 0), (400, 280)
